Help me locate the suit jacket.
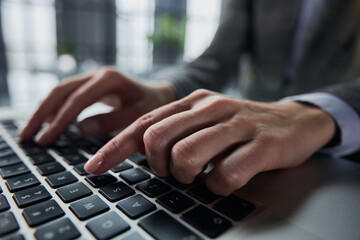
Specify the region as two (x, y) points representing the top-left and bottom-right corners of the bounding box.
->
(168, 0), (360, 105)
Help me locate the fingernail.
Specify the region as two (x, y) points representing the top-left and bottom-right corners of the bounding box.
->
(81, 119), (100, 135)
(84, 153), (104, 174)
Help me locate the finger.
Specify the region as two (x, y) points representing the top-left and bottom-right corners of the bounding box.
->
(169, 119), (254, 184)
(143, 104), (242, 177)
(79, 103), (147, 136)
(205, 142), (264, 196)
(19, 74), (91, 141)
(36, 70), (125, 145)
(84, 98), (192, 174)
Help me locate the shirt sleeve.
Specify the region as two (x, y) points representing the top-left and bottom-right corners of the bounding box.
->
(281, 92), (360, 157)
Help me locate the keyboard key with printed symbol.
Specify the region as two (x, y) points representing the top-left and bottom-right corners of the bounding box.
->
(28, 152), (55, 165)
(22, 199), (65, 227)
(187, 183), (221, 204)
(86, 211), (130, 240)
(85, 173), (117, 188)
(56, 182), (92, 203)
(120, 168), (150, 185)
(136, 178), (171, 198)
(213, 195), (256, 221)
(156, 190), (195, 214)
(0, 194), (10, 212)
(0, 212), (19, 237)
(69, 195), (109, 220)
(13, 185), (51, 208)
(37, 162), (65, 176)
(63, 153), (87, 165)
(0, 155), (22, 167)
(117, 194), (156, 219)
(111, 161), (133, 173)
(46, 171), (77, 188)
(182, 205), (232, 238)
(73, 162), (88, 176)
(138, 210), (202, 240)
(0, 163), (30, 179)
(99, 181), (135, 202)
(6, 173), (40, 192)
(34, 217), (81, 240)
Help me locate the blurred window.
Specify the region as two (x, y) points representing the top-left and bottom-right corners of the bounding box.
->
(1, 0), (57, 71)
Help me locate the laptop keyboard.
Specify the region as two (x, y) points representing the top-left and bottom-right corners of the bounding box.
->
(0, 119), (256, 240)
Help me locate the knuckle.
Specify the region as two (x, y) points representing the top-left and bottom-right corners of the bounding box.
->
(134, 113), (153, 132)
(171, 141), (196, 171)
(188, 89), (213, 101)
(220, 170), (246, 192)
(143, 125), (166, 153)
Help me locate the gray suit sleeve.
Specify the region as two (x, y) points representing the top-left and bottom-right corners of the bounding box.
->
(319, 77), (360, 116)
(166, 0), (251, 98)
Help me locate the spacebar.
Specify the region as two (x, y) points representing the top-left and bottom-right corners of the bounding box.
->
(138, 210), (203, 240)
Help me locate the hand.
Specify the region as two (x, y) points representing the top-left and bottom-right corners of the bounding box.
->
(19, 67), (177, 145)
(84, 89), (336, 195)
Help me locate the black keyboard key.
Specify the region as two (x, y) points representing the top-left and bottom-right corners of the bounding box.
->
(99, 181), (135, 202)
(156, 190), (195, 213)
(0, 141), (9, 150)
(187, 183), (221, 204)
(35, 218), (81, 240)
(22, 199), (65, 227)
(13, 185), (51, 208)
(19, 141), (45, 155)
(4, 234), (25, 240)
(62, 153), (87, 165)
(120, 232), (145, 240)
(6, 173), (40, 192)
(213, 195), (256, 221)
(182, 205), (232, 238)
(0, 155), (22, 167)
(138, 210), (202, 240)
(73, 162), (88, 176)
(69, 195), (109, 220)
(127, 153), (147, 165)
(117, 194), (156, 219)
(120, 168), (150, 185)
(0, 163), (30, 179)
(37, 162), (65, 176)
(165, 176), (194, 190)
(56, 182), (92, 203)
(136, 178), (171, 198)
(86, 211), (130, 240)
(29, 152), (55, 165)
(0, 148), (15, 158)
(46, 171), (77, 188)
(0, 212), (19, 237)
(111, 161), (133, 173)
(53, 146), (78, 155)
(0, 194), (10, 212)
(85, 173), (117, 188)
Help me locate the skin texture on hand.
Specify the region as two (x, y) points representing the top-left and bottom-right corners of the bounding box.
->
(83, 89), (336, 196)
(19, 67), (177, 144)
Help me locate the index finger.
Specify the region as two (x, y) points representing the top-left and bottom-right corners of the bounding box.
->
(84, 98), (192, 174)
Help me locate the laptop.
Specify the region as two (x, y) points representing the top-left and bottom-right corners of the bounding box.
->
(0, 107), (360, 240)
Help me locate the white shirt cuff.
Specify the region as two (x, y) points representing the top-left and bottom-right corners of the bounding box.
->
(281, 92), (360, 157)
